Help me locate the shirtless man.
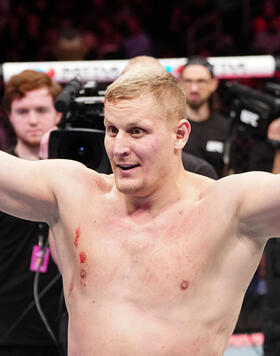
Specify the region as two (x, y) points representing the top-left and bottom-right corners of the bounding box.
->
(0, 68), (280, 356)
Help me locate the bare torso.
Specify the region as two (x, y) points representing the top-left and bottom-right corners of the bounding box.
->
(51, 168), (264, 356)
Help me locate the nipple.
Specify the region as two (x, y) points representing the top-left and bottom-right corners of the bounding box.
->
(180, 280), (189, 290)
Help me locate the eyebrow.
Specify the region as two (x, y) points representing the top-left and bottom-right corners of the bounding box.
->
(104, 118), (144, 126)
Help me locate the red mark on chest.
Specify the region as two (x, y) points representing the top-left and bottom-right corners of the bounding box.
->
(80, 251), (87, 264)
(73, 227), (81, 248)
(180, 280), (189, 290)
(80, 268), (87, 287)
(80, 269), (86, 279)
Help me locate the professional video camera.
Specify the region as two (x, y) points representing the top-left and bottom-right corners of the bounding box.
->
(224, 80), (280, 145)
(48, 77), (112, 174)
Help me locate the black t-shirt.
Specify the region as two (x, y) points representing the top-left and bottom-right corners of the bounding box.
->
(183, 112), (231, 178)
(0, 149), (63, 347)
(182, 151), (217, 179)
(248, 140), (275, 172)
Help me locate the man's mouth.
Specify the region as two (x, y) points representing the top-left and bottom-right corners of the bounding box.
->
(27, 130), (42, 135)
(117, 164), (140, 171)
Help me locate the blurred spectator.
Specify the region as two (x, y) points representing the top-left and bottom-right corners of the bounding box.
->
(168, 1), (192, 57)
(0, 0), (10, 31)
(252, 17), (280, 54)
(179, 55), (231, 178)
(0, 70), (64, 355)
(46, 27), (90, 61)
(253, 0), (280, 34)
(0, 0), (262, 63)
(251, 0), (280, 54)
(95, 19), (124, 59)
(122, 16), (153, 58)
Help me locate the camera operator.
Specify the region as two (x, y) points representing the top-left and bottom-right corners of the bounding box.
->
(0, 70), (64, 356)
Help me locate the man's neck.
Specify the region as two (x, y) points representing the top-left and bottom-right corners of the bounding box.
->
(121, 167), (188, 219)
(15, 142), (40, 161)
(187, 104), (210, 123)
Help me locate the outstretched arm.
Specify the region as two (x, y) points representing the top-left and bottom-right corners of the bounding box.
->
(233, 118), (280, 242)
(236, 171), (280, 241)
(0, 150), (59, 223)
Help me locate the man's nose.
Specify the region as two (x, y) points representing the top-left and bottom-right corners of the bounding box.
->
(27, 111), (39, 125)
(190, 81), (199, 90)
(113, 133), (130, 157)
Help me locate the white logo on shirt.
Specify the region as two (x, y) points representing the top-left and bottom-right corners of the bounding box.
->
(206, 141), (224, 153)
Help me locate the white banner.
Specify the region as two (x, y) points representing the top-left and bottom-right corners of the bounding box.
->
(1, 55), (277, 83)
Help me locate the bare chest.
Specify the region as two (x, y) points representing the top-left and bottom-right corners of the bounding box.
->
(66, 204), (222, 302)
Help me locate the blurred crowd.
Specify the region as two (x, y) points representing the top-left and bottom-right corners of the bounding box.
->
(0, 0), (280, 64)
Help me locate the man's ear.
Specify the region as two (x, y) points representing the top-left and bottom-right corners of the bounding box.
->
(174, 119), (191, 149)
(210, 77), (219, 93)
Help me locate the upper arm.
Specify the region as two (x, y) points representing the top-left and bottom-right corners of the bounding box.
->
(0, 150), (85, 224)
(236, 171), (280, 241)
(0, 150), (60, 222)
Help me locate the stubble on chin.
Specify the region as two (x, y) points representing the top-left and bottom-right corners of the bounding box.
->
(188, 100), (203, 110)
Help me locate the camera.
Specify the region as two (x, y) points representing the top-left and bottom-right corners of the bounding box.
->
(225, 81), (280, 142)
(48, 78), (112, 174)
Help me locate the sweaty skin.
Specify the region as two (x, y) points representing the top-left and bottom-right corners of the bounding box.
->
(0, 95), (279, 355)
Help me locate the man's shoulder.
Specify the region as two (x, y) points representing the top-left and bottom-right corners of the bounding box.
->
(189, 172), (242, 197)
(40, 158), (88, 174)
(41, 158), (114, 192)
(209, 171), (272, 197)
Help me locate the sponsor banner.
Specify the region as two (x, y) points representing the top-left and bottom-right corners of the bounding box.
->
(1, 55), (277, 83)
(209, 55), (276, 79)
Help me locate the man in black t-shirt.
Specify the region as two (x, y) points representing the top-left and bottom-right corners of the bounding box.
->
(179, 56), (231, 178)
(0, 70), (64, 356)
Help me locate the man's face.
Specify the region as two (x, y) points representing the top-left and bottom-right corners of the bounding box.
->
(104, 95), (176, 197)
(180, 65), (217, 109)
(9, 87), (61, 146)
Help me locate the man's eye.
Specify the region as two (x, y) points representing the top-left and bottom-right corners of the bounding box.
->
(36, 107), (49, 114)
(107, 126), (118, 135)
(16, 109), (28, 115)
(130, 128), (144, 135)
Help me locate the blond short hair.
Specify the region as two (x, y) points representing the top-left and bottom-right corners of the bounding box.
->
(105, 68), (187, 125)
